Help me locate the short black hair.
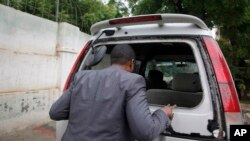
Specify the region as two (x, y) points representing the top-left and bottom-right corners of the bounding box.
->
(111, 44), (135, 65)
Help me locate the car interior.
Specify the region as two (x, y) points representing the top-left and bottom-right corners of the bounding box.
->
(84, 42), (203, 109)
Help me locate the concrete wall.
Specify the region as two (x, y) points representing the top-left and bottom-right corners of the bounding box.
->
(0, 4), (90, 135)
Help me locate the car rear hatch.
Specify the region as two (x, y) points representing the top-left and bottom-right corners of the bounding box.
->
(57, 14), (243, 141)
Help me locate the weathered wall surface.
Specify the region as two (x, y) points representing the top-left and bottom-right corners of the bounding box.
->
(0, 4), (90, 135)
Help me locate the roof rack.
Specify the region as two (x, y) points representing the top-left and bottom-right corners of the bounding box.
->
(90, 14), (209, 35)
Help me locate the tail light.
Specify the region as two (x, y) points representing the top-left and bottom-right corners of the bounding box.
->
(63, 41), (91, 91)
(203, 37), (242, 125)
(109, 15), (162, 25)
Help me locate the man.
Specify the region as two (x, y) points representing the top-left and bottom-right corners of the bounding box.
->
(49, 44), (175, 141)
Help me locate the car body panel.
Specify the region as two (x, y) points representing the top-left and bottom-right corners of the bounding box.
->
(91, 24), (213, 43)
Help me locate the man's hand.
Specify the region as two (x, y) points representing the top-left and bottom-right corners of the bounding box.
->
(161, 104), (176, 120)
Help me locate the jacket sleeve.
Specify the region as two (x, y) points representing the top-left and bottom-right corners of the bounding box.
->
(125, 75), (171, 141)
(49, 77), (75, 120)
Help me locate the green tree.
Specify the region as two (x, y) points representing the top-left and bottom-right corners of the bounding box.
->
(0, 0), (127, 33)
(78, 0), (117, 33)
(108, 0), (129, 17)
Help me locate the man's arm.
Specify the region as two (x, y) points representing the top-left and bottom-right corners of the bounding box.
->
(49, 79), (75, 120)
(125, 75), (173, 141)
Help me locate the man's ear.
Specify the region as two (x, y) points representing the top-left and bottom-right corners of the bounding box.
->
(130, 60), (135, 72)
(129, 60), (133, 67)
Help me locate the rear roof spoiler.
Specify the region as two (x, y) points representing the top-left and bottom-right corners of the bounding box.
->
(90, 14), (209, 35)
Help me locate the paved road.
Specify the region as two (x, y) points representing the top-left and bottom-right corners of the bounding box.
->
(0, 121), (56, 141)
(241, 103), (250, 124)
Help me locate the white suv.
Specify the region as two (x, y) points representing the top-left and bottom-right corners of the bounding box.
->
(57, 14), (243, 141)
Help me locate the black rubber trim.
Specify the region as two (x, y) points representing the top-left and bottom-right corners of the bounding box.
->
(94, 35), (200, 44)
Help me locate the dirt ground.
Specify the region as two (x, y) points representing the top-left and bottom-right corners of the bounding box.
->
(0, 121), (55, 141)
(241, 103), (250, 124)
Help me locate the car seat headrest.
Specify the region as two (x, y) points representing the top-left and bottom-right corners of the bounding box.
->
(148, 70), (163, 81)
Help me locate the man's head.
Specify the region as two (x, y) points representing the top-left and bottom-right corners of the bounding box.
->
(111, 44), (136, 72)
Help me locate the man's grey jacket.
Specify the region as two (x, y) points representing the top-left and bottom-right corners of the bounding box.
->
(49, 66), (171, 141)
